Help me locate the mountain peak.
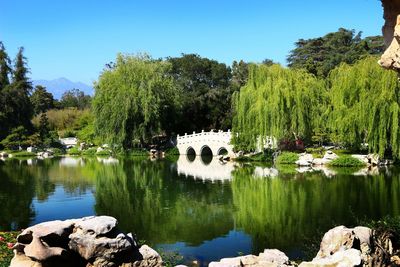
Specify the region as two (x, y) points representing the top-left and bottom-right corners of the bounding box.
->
(32, 78), (94, 99)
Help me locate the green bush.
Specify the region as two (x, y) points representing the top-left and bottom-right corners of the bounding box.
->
(305, 147), (324, 158)
(50, 148), (64, 156)
(67, 147), (81, 155)
(96, 149), (111, 156)
(235, 152), (272, 162)
(276, 152), (299, 164)
(328, 155), (366, 167)
(82, 148), (97, 156)
(11, 151), (36, 157)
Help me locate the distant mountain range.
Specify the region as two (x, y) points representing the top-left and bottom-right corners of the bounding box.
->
(32, 78), (94, 99)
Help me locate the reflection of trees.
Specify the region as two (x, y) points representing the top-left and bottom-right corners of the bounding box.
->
(231, 167), (400, 254)
(0, 160), (36, 230)
(0, 157), (96, 230)
(46, 157), (95, 195)
(94, 159), (234, 246)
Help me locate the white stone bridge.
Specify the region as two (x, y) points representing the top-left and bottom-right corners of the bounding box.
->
(176, 130), (235, 157)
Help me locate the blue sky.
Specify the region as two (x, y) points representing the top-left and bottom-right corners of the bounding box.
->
(0, 0), (383, 85)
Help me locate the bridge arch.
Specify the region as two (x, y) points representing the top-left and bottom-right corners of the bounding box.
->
(200, 145), (213, 156)
(186, 147), (196, 162)
(217, 147), (228, 156)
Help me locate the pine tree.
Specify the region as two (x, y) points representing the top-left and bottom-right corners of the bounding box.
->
(38, 112), (49, 141)
(8, 47), (33, 131)
(0, 42), (11, 91)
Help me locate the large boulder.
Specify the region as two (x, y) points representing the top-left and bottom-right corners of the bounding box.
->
(299, 249), (362, 267)
(378, 12), (400, 72)
(10, 216), (163, 267)
(209, 249), (293, 267)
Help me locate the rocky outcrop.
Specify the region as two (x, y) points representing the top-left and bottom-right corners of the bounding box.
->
(379, 14), (400, 72)
(382, 0), (400, 47)
(209, 249), (294, 267)
(211, 225), (400, 267)
(10, 216), (163, 267)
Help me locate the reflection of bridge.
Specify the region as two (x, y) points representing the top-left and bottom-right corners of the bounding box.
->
(176, 130), (235, 157)
(176, 155), (235, 182)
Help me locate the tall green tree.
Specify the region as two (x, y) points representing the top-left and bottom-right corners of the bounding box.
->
(328, 56), (400, 158)
(8, 47), (33, 130)
(0, 42), (12, 140)
(59, 88), (91, 110)
(231, 60), (249, 91)
(93, 54), (181, 149)
(167, 54), (232, 133)
(287, 28), (385, 77)
(30, 85), (54, 115)
(0, 42), (11, 90)
(232, 63), (326, 151)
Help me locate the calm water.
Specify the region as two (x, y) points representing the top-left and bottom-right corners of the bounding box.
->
(1, 156), (399, 266)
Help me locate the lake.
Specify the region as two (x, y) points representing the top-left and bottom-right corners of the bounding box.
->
(1, 155), (399, 266)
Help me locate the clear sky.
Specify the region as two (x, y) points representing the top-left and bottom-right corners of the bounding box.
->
(0, 0), (383, 85)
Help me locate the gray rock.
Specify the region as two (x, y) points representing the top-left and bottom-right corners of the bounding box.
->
(10, 216), (161, 267)
(209, 249), (292, 267)
(68, 228), (133, 261)
(322, 151), (338, 161)
(73, 216), (117, 235)
(299, 249), (362, 267)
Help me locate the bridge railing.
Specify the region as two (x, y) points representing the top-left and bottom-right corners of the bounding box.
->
(177, 130), (232, 144)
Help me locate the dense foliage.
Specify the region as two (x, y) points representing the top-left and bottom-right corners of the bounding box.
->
(287, 28), (384, 77)
(232, 64), (325, 151)
(93, 54), (181, 149)
(233, 56), (400, 160)
(167, 54), (233, 133)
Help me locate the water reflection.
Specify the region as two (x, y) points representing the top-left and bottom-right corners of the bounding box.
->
(1, 157), (400, 265)
(176, 155), (235, 181)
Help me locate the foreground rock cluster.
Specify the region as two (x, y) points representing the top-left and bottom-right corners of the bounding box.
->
(10, 216), (162, 267)
(209, 225), (400, 267)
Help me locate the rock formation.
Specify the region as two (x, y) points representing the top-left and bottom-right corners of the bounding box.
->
(382, 0), (400, 47)
(379, 14), (400, 72)
(208, 225), (400, 267)
(10, 216), (163, 267)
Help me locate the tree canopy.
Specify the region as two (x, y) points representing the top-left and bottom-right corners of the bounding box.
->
(30, 85), (54, 115)
(232, 63), (325, 151)
(287, 28), (384, 77)
(93, 54), (182, 149)
(167, 54), (233, 133)
(232, 56), (400, 159)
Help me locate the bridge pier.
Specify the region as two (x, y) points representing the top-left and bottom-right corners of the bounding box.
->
(176, 130), (235, 158)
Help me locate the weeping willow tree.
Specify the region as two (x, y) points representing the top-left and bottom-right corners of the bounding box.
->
(232, 64), (327, 151)
(93, 54), (181, 149)
(328, 56), (400, 158)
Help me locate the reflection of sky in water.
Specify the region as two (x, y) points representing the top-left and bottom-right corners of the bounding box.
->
(156, 230), (251, 266)
(32, 185), (95, 224)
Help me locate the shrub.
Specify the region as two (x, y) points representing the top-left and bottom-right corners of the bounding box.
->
(305, 147), (325, 158)
(50, 148), (64, 156)
(96, 150), (111, 156)
(11, 151), (36, 158)
(328, 155), (366, 167)
(67, 147), (81, 155)
(275, 152), (299, 164)
(82, 148), (97, 156)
